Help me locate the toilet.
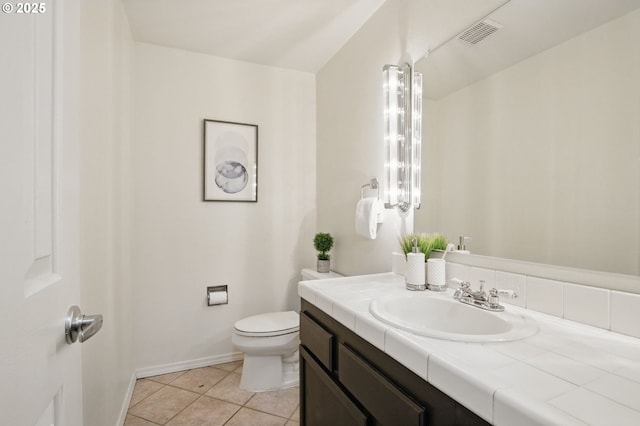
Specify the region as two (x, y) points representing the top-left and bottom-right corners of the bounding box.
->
(232, 311), (300, 392)
(232, 269), (343, 392)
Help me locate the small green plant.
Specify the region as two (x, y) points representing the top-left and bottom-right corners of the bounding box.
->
(399, 233), (448, 260)
(313, 233), (334, 260)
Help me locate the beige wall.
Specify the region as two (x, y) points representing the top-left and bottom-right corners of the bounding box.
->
(417, 9), (640, 275)
(76, 1), (316, 419)
(316, 0), (416, 276)
(78, 0), (135, 424)
(131, 43), (317, 369)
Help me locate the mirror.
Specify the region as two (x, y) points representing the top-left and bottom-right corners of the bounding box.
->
(414, 0), (640, 276)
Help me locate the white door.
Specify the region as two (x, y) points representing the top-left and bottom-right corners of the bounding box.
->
(1, 1), (84, 424)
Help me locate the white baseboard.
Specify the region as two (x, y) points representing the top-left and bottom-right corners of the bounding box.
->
(135, 352), (245, 379)
(117, 352), (244, 424)
(117, 372), (137, 426)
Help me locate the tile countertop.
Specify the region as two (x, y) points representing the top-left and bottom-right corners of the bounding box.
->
(298, 273), (640, 426)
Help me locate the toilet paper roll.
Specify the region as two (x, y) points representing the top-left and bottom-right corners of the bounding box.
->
(208, 290), (228, 305)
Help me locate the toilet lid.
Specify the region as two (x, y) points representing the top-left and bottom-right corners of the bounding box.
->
(234, 311), (299, 337)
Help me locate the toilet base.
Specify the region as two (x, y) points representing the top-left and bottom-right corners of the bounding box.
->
(239, 350), (299, 392)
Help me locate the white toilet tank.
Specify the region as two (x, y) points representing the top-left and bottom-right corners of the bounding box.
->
(301, 268), (344, 281)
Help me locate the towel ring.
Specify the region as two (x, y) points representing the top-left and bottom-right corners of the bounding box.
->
(360, 178), (380, 199)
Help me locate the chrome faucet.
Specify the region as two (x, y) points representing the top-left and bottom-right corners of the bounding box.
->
(452, 280), (517, 312)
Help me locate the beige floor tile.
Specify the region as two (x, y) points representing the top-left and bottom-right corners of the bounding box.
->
(225, 407), (288, 426)
(146, 370), (186, 385)
(166, 395), (241, 426)
(169, 367), (230, 394)
(205, 372), (255, 405)
(285, 421), (300, 426)
(124, 414), (159, 426)
(128, 385), (199, 424)
(129, 379), (165, 407)
(290, 404), (300, 421)
(245, 387), (299, 418)
(215, 360), (243, 372)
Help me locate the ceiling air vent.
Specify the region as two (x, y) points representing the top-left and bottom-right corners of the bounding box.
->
(457, 19), (503, 45)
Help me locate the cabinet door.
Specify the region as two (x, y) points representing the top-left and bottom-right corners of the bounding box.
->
(300, 347), (367, 426)
(339, 344), (425, 426)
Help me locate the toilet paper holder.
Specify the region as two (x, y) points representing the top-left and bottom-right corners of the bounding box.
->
(207, 285), (228, 306)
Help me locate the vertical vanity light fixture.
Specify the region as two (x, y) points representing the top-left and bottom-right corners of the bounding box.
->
(412, 70), (422, 208)
(383, 64), (401, 209)
(383, 63), (422, 212)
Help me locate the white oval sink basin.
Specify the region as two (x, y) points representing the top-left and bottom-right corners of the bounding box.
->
(370, 292), (538, 342)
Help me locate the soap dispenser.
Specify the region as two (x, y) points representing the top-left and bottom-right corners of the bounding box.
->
(405, 238), (426, 291)
(455, 236), (471, 254)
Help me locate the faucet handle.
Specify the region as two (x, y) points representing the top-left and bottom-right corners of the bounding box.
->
(487, 288), (500, 309)
(495, 289), (518, 299)
(452, 280), (471, 300)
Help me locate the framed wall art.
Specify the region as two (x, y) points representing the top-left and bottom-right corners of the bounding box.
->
(203, 119), (258, 202)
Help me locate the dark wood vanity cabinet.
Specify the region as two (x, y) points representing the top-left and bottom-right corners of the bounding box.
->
(299, 300), (489, 426)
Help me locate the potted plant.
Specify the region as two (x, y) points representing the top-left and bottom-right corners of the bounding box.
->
(399, 232), (448, 260)
(313, 232), (334, 273)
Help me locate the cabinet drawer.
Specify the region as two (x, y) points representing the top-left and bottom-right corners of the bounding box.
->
(300, 346), (367, 426)
(300, 311), (334, 371)
(339, 344), (425, 426)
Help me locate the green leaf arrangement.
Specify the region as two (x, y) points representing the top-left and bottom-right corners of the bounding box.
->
(313, 232), (334, 260)
(399, 233), (448, 261)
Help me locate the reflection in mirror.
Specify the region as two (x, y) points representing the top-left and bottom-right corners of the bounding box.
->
(415, 0), (640, 276)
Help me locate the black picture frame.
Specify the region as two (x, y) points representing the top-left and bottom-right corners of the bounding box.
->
(203, 119), (258, 202)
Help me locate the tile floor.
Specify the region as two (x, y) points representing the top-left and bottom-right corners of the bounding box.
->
(125, 361), (300, 426)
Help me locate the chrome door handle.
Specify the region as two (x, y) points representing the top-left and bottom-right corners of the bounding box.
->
(65, 305), (103, 344)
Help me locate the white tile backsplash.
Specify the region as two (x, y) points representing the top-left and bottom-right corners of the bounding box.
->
(446, 262), (471, 286)
(526, 277), (564, 317)
(611, 291), (640, 339)
(563, 283), (610, 329)
(469, 267), (496, 290)
(495, 271), (527, 308)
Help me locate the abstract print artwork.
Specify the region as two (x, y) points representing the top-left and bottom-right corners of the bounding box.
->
(203, 119), (258, 202)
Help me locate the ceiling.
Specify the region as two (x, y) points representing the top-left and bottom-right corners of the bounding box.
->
(123, 0), (640, 83)
(416, 0), (640, 99)
(122, 0), (386, 73)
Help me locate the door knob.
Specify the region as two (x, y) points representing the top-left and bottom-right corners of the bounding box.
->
(65, 305), (103, 344)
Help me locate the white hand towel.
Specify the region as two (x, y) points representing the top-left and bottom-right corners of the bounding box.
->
(355, 197), (380, 240)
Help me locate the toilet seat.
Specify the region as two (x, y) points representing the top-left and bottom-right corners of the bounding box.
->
(234, 311), (299, 337)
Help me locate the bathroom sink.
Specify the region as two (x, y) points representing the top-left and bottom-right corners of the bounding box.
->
(369, 292), (538, 342)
